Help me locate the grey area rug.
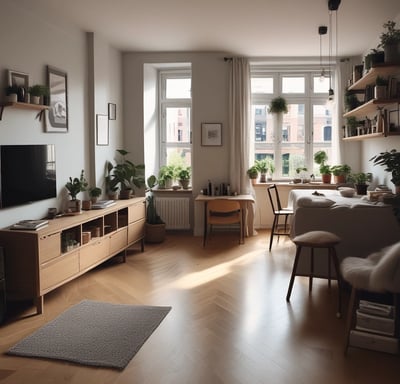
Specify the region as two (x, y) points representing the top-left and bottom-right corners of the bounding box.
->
(7, 300), (171, 370)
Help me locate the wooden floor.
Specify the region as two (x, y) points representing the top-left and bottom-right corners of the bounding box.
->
(0, 230), (398, 383)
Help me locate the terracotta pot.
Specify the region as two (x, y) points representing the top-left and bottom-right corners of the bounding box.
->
(321, 174), (332, 184)
(334, 175), (346, 184)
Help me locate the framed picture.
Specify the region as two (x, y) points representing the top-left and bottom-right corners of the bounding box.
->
(46, 66), (68, 133)
(108, 103), (116, 120)
(96, 114), (109, 145)
(389, 109), (400, 133)
(201, 123), (222, 146)
(8, 69), (29, 89)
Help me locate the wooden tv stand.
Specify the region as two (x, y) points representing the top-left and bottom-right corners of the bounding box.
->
(0, 198), (145, 315)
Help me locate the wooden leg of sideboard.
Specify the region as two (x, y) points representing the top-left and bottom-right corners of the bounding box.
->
(35, 296), (44, 315)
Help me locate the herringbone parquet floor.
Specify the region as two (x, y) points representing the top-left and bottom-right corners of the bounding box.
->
(0, 230), (398, 384)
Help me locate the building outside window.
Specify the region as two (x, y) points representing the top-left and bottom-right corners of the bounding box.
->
(251, 68), (333, 179)
(159, 70), (192, 171)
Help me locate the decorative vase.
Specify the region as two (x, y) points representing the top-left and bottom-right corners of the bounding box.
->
(119, 189), (132, 199)
(82, 200), (92, 210)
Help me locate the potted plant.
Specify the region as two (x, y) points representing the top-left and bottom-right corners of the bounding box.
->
(379, 20), (400, 64)
(314, 150), (331, 184)
(255, 159), (268, 183)
(247, 165), (259, 184)
(107, 149), (145, 199)
(344, 89), (361, 112)
(363, 48), (385, 72)
(374, 76), (388, 100)
(370, 149), (400, 194)
(145, 175), (166, 243)
(349, 172), (372, 195)
(29, 84), (48, 105)
(294, 167), (308, 183)
(65, 169), (88, 212)
(88, 186), (102, 203)
(158, 165), (175, 189)
(5, 85), (18, 102)
(177, 166), (191, 189)
(268, 97), (288, 114)
(330, 164), (351, 184)
(105, 161), (119, 199)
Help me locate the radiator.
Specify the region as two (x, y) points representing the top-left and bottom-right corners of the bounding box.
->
(155, 197), (190, 230)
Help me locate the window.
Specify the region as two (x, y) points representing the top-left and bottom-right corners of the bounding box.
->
(159, 70), (192, 170)
(251, 69), (333, 179)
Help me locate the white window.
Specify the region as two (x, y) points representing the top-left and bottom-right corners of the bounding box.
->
(159, 70), (192, 170)
(251, 69), (333, 179)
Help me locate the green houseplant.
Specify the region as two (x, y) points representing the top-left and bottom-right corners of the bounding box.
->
(247, 165), (259, 183)
(29, 84), (49, 104)
(364, 48), (385, 72)
(370, 149), (400, 193)
(314, 150), (331, 183)
(330, 164), (351, 184)
(177, 166), (191, 189)
(88, 186), (102, 203)
(255, 159), (269, 183)
(374, 76), (388, 99)
(268, 97), (288, 114)
(379, 20), (400, 63)
(158, 165), (176, 189)
(349, 172), (372, 195)
(145, 175), (166, 243)
(65, 169), (88, 212)
(106, 149), (145, 199)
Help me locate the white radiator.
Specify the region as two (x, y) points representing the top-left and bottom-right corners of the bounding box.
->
(156, 197), (190, 230)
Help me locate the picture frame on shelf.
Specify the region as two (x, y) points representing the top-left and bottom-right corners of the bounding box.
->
(7, 69), (29, 89)
(201, 123), (222, 146)
(388, 109), (400, 133)
(96, 114), (109, 146)
(46, 65), (68, 133)
(108, 103), (116, 120)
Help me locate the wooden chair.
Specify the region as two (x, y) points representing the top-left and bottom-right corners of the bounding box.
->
(267, 184), (293, 251)
(203, 199), (243, 246)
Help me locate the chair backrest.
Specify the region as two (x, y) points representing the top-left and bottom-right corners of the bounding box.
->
(207, 199), (240, 214)
(267, 184), (283, 212)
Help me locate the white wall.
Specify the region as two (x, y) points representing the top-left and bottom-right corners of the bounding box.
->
(0, 1), (122, 228)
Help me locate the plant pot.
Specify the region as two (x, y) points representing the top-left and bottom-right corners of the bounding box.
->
(82, 200), (92, 210)
(31, 95), (40, 105)
(334, 175), (346, 184)
(68, 199), (81, 212)
(384, 42), (400, 64)
(259, 173), (267, 183)
(355, 184), (368, 195)
(7, 93), (18, 102)
(179, 179), (190, 189)
(119, 189), (132, 199)
(321, 174), (332, 184)
(145, 222), (166, 243)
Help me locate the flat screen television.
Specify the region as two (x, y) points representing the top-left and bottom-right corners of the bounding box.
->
(0, 144), (57, 209)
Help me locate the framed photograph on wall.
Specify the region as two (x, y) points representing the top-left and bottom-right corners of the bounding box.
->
(46, 65), (68, 133)
(108, 103), (116, 120)
(201, 123), (222, 146)
(96, 114), (109, 145)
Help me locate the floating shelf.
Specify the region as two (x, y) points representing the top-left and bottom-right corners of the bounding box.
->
(343, 98), (400, 118)
(349, 64), (400, 91)
(0, 101), (49, 120)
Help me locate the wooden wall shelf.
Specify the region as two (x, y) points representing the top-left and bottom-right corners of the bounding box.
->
(0, 101), (49, 120)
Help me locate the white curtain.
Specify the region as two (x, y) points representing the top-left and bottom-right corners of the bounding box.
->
(228, 57), (251, 194)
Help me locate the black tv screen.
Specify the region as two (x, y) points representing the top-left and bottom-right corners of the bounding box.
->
(0, 145), (57, 208)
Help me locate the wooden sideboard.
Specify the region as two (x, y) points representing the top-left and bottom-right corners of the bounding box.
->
(0, 198), (145, 314)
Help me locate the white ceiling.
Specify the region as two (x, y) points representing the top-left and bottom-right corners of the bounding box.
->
(17, 0), (400, 57)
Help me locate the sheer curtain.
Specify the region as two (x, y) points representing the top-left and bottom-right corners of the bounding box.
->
(228, 57), (251, 194)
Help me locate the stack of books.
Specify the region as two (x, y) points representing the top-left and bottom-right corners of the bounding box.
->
(10, 219), (49, 230)
(350, 299), (398, 354)
(91, 200), (116, 209)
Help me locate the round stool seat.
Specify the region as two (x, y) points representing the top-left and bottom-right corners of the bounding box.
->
(292, 230), (341, 248)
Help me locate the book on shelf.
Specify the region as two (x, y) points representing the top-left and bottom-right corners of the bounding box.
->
(10, 219), (49, 230)
(91, 200), (116, 209)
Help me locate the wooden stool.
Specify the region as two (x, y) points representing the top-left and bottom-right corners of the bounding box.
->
(286, 230), (342, 318)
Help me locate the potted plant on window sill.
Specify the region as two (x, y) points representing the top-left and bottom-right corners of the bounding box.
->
(247, 165), (259, 184)
(330, 164), (351, 184)
(177, 166), (191, 189)
(145, 175), (166, 243)
(158, 165), (175, 189)
(314, 150), (332, 184)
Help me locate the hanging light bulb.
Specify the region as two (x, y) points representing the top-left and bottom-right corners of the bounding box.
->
(318, 26), (327, 83)
(327, 0), (340, 102)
